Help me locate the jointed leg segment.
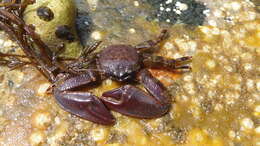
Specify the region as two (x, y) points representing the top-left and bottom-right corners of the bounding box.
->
(142, 54), (192, 70)
(135, 29), (168, 52)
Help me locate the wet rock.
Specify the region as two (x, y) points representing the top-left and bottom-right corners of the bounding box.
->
(170, 128), (187, 144)
(75, 10), (93, 47)
(74, 0), (94, 47)
(106, 130), (127, 144)
(146, 0), (208, 25)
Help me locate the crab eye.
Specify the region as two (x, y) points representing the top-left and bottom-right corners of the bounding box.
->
(110, 72), (133, 82)
(120, 74), (132, 81)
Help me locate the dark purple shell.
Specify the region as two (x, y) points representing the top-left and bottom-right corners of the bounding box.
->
(98, 45), (140, 81)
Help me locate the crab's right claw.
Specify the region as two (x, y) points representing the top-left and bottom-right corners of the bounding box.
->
(54, 90), (115, 125)
(101, 85), (170, 118)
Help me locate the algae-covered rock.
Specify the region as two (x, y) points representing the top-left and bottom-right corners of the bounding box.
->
(23, 0), (82, 56)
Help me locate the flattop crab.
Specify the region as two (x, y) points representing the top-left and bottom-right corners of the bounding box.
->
(0, 0), (192, 125)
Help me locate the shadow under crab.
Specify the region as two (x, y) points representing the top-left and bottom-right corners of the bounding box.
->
(0, 0), (192, 125)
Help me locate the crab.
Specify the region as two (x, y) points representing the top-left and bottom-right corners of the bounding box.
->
(53, 30), (192, 125)
(0, 0), (192, 125)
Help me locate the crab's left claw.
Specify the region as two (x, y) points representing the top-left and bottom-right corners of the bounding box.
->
(54, 90), (115, 125)
(100, 85), (170, 118)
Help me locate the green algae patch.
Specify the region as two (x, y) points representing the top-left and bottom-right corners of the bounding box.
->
(23, 0), (82, 55)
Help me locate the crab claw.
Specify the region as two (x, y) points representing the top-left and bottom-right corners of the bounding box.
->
(137, 69), (171, 105)
(101, 85), (170, 118)
(54, 90), (115, 125)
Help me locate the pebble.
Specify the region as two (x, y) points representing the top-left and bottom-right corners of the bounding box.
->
(213, 10), (224, 17)
(240, 118), (254, 131)
(29, 131), (45, 146)
(165, 8), (171, 12)
(184, 83), (196, 95)
(37, 83), (51, 96)
(165, 0), (173, 5)
(91, 31), (102, 40)
(175, 2), (188, 11)
(0, 39), (4, 45)
(200, 26), (211, 34)
(228, 130), (236, 139)
(163, 42), (174, 50)
(244, 63), (253, 71)
(208, 20), (217, 27)
(87, 0), (99, 10)
(231, 2), (242, 11)
(31, 110), (52, 130)
(180, 95), (189, 102)
(255, 105), (260, 113)
(183, 75), (193, 82)
(3, 40), (13, 47)
(90, 128), (108, 141)
(214, 103), (223, 111)
(240, 53), (253, 61)
(247, 11), (256, 21)
(246, 79), (254, 90)
(224, 65), (233, 72)
(203, 9), (210, 16)
(255, 126), (260, 134)
(172, 52), (182, 59)
(174, 9), (182, 15)
(129, 28), (136, 34)
(254, 105), (260, 117)
(133, 1), (139, 7)
(206, 59), (216, 69)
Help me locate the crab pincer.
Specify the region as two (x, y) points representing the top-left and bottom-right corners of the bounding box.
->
(53, 71), (115, 125)
(100, 69), (171, 119)
(54, 90), (115, 125)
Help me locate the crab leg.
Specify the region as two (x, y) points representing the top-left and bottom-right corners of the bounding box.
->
(100, 69), (170, 118)
(137, 69), (171, 105)
(53, 70), (115, 125)
(55, 70), (99, 91)
(135, 29), (168, 52)
(142, 55), (192, 70)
